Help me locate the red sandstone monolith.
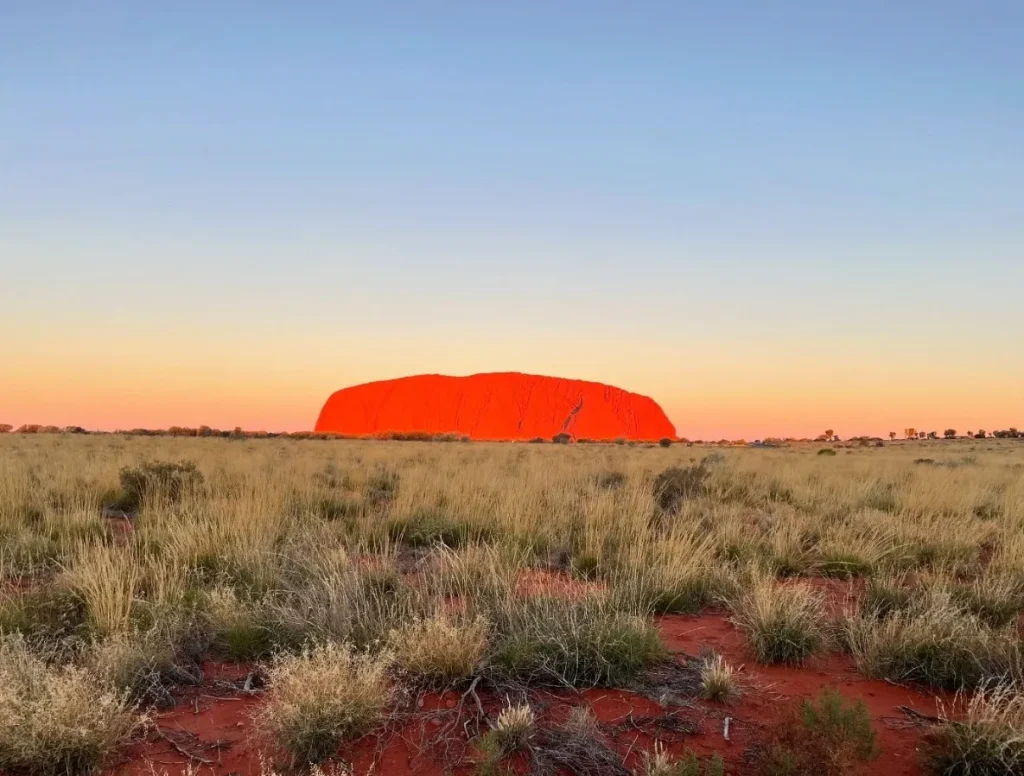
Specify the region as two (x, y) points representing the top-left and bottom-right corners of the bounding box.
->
(314, 372), (676, 441)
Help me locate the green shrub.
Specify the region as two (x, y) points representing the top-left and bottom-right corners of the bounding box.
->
(926, 685), (1024, 775)
(595, 470), (627, 490)
(653, 463), (709, 513)
(817, 448), (837, 457)
(732, 578), (826, 664)
(755, 689), (877, 776)
(387, 508), (488, 548)
(490, 596), (665, 687)
(363, 469), (399, 509)
(0, 588), (88, 644)
(845, 602), (1023, 691)
(112, 460), (203, 512)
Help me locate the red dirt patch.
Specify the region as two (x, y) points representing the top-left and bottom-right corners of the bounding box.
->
(108, 612), (952, 776)
(658, 611), (953, 775)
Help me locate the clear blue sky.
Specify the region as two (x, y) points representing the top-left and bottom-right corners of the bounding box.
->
(2, 2), (1021, 437)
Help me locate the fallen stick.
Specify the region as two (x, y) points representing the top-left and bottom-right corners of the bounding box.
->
(155, 729), (214, 765)
(898, 706), (944, 724)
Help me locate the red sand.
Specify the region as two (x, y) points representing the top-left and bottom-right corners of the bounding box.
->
(658, 611), (952, 775)
(314, 372), (676, 441)
(107, 609), (950, 776)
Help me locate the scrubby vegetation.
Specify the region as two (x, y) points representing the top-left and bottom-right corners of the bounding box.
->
(755, 689), (878, 775)
(0, 433), (1021, 774)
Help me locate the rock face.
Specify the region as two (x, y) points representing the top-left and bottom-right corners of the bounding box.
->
(314, 372), (676, 441)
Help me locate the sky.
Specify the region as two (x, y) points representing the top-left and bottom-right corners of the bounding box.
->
(1, 1), (1021, 440)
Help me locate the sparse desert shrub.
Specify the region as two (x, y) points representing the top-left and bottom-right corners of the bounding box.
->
(653, 463), (709, 513)
(204, 585), (275, 660)
(731, 576), (826, 664)
(87, 625), (191, 703)
(952, 574), (1024, 628)
(490, 595), (665, 687)
(0, 635), (142, 775)
(256, 642), (392, 765)
(363, 468), (399, 509)
(642, 743), (724, 776)
(477, 701), (536, 773)
(552, 433), (572, 444)
(845, 600), (1023, 691)
(861, 572), (915, 618)
(65, 543), (141, 636)
(387, 507), (487, 548)
(388, 613), (489, 685)
(307, 496), (360, 522)
(927, 684), (1024, 775)
(659, 438), (673, 448)
(817, 448), (837, 457)
(112, 460), (203, 512)
(755, 689), (877, 776)
(595, 470), (627, 490)
(0, 586), (88, 644)
(701, 654), (739, 703)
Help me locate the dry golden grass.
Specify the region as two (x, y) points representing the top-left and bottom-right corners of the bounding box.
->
(0, 433), (1022, 773)
(388, 612), (489, 685)
(0, 635), (142, 775)
(256, 642), (392, 765)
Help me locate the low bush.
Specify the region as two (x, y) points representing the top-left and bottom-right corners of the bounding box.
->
(477, 701), (536, 770)
(653, 463), (709, 513)
(0, 586), (88, 644)
(701, 654), (739, 703)
(490, 595), (665, 687)
(926, 684), (1024, 775)
(363, 469), (400, 509)
(731, 577), (826, 664)
(642, 744), (725, 776)
(755, 689), (877, 776)
(595, 470), (627, 490)
(387, 508), (488, 548)
(817, 448), (837, 457)
(387, 612), (488, 686)
(845, 600), (1023, 691)
(256, 642), (392, 765)
(110, 460), (203, 512)
(0, 635), (142, 775)
(479, 704), (629, 776)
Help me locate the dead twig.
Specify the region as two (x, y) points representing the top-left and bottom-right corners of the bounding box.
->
(154, 729), (214, 765)
(898, 705), (945, 725)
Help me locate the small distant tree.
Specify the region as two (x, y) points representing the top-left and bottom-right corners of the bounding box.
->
(889, 432), (896, 441)
(1010, 428), (1020, 438)
(0, 424), (12, 434)
(552, 433), (571, 444)
(824, 429), (834, 440)
(975, 430), (987, 439)
(967, 431), (974, 439)
(918, 431), (927, 439)
(927, 431), (938, 439)
(904, 428), (916, 440)
(944, 429), (957, 439)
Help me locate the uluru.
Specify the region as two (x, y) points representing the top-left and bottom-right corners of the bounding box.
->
(314, 372), (676, 441)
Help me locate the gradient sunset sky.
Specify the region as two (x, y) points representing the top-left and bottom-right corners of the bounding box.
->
(2, 2), (1021, 440)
